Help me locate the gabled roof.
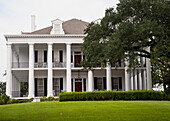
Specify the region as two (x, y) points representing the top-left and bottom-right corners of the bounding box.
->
(22, 19), (89, 35)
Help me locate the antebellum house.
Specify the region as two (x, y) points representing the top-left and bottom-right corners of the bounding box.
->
(4, 16), (152, 98)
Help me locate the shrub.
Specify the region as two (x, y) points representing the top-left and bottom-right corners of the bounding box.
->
(18, 99), (32, 103)
(59, 90), (165, 101)
(47, 96), (54, 101)
(0, 94), (10, 105)
(8, 99), (19, 104)
(29, 98), (34, 102)
(0, 100), (3, 105)
(40, 97), (47, 102)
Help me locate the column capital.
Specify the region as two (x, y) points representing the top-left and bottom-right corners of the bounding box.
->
(66, 43), (72, 45)
(28, 43), (34, 45)
(47, 43), (53, 45)
(6, 43), (12, 46)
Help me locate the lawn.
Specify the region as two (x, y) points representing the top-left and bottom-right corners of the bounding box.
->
(0, 101), (170, 121)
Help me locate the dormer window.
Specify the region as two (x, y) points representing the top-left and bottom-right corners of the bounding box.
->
(50, 19), (65, 34)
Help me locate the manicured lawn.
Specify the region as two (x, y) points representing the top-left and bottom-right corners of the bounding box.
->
(0, 101), (170, 121)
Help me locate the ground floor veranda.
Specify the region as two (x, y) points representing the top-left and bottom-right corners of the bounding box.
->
(9, 68), (148, 99)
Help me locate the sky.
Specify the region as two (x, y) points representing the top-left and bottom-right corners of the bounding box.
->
(0, 0), (119, 82)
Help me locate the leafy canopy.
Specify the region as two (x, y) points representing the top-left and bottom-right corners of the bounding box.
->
(82, 0), (170, 90)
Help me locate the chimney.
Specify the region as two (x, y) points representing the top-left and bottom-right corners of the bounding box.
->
(31, 15), (36, 32)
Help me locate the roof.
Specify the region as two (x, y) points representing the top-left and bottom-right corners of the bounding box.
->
(22, 19), (89, 35)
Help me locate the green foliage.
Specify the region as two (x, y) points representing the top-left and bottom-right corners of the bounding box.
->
(40, 97), (58, 102)
(7, 99), (19, 104)
(59, 90), (165, 101)
(0, 82), (6, 95)
(82, 0), (170, 90)
(47, 96), (54, 101)
(7, 98), (34, 104)
(40, 97), (47, 102)
(0, 94), (10, 105)
(18, 99), (33, 103)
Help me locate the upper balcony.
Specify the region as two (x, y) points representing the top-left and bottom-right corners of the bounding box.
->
(53, 62), (66, 68)
(10, 43), (146, 70)
(12, 62), (29, 68)
(34, 62), (48, 68)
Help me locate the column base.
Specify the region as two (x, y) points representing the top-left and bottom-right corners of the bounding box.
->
(28, 94), (35, 98)
(47, 93), (54, 97)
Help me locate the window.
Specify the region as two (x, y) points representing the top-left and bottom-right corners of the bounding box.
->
(103, 77), (106, 90)
(112, 78), (118, 90)
(59, 50), (63, 62)
(34, 51), (38, 63)
(44, 78), (47, 96)
(83, 78), (86, 91)
(71, 79), (73, 92)
(119, 77), (122, 90)
(53, 78), (60, 96)
(60, 78), (63, 92)
(97, 78), (102, 90)
(52, 50), (54, 62)
(71, 51), (73, 63)
(44, 50), (47, 63)
(94, 77), (103, 90)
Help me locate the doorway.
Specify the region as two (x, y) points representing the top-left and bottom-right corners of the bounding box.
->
(74, 55), (81, 67)
(75, 82), (82, 92)
(75, 79), (82, 92)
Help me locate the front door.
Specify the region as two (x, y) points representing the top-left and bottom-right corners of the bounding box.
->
(75, 55), (81, 67)
(75, 82), (82, 92)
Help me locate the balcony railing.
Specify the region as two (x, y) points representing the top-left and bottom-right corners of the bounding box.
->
(12, 62), (29, 68)
(34, 62), (48, 68)
(12, 91), (29, 97)
(53, 62), (66, 68)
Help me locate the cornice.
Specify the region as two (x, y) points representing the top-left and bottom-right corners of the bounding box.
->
(4, 34), (86, 39)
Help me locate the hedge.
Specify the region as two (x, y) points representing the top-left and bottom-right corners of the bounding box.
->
(59, 90), (166, 101)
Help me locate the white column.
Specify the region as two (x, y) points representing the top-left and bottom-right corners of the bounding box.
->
(6, 44), (12, 97)
(122, 76), (125, 91)
(82, 79), (84, 92)
(63, 76), (66, 91)
(47, 43), (53, 97)
(66, 43), (71, 92)
(18, 80), (20, 97)
(130, 70), (134, 90)
(28, 43), (34, 98)
(146, 47), (152, 90)
(134, 69), (138, 90)
(88, 70), (93, 91)
(143, 70), (146, 90)
(86, 78), (88, 91)
(106, 62), (112, 90)
(73, 79), (75, 92)
(138, 69), (142, 90)
(142, 57), (145, 67)
(125, 59), (130, 91)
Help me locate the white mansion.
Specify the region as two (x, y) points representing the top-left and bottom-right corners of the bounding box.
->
(5, 16), (152, 98)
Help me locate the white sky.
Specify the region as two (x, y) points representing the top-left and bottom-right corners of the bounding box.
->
(0, 0), (119, 82)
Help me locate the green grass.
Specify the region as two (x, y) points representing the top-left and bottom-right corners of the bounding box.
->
(0, 101), (170, 121)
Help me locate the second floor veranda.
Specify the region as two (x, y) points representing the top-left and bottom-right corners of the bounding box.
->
(11, 43), (146, 69)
